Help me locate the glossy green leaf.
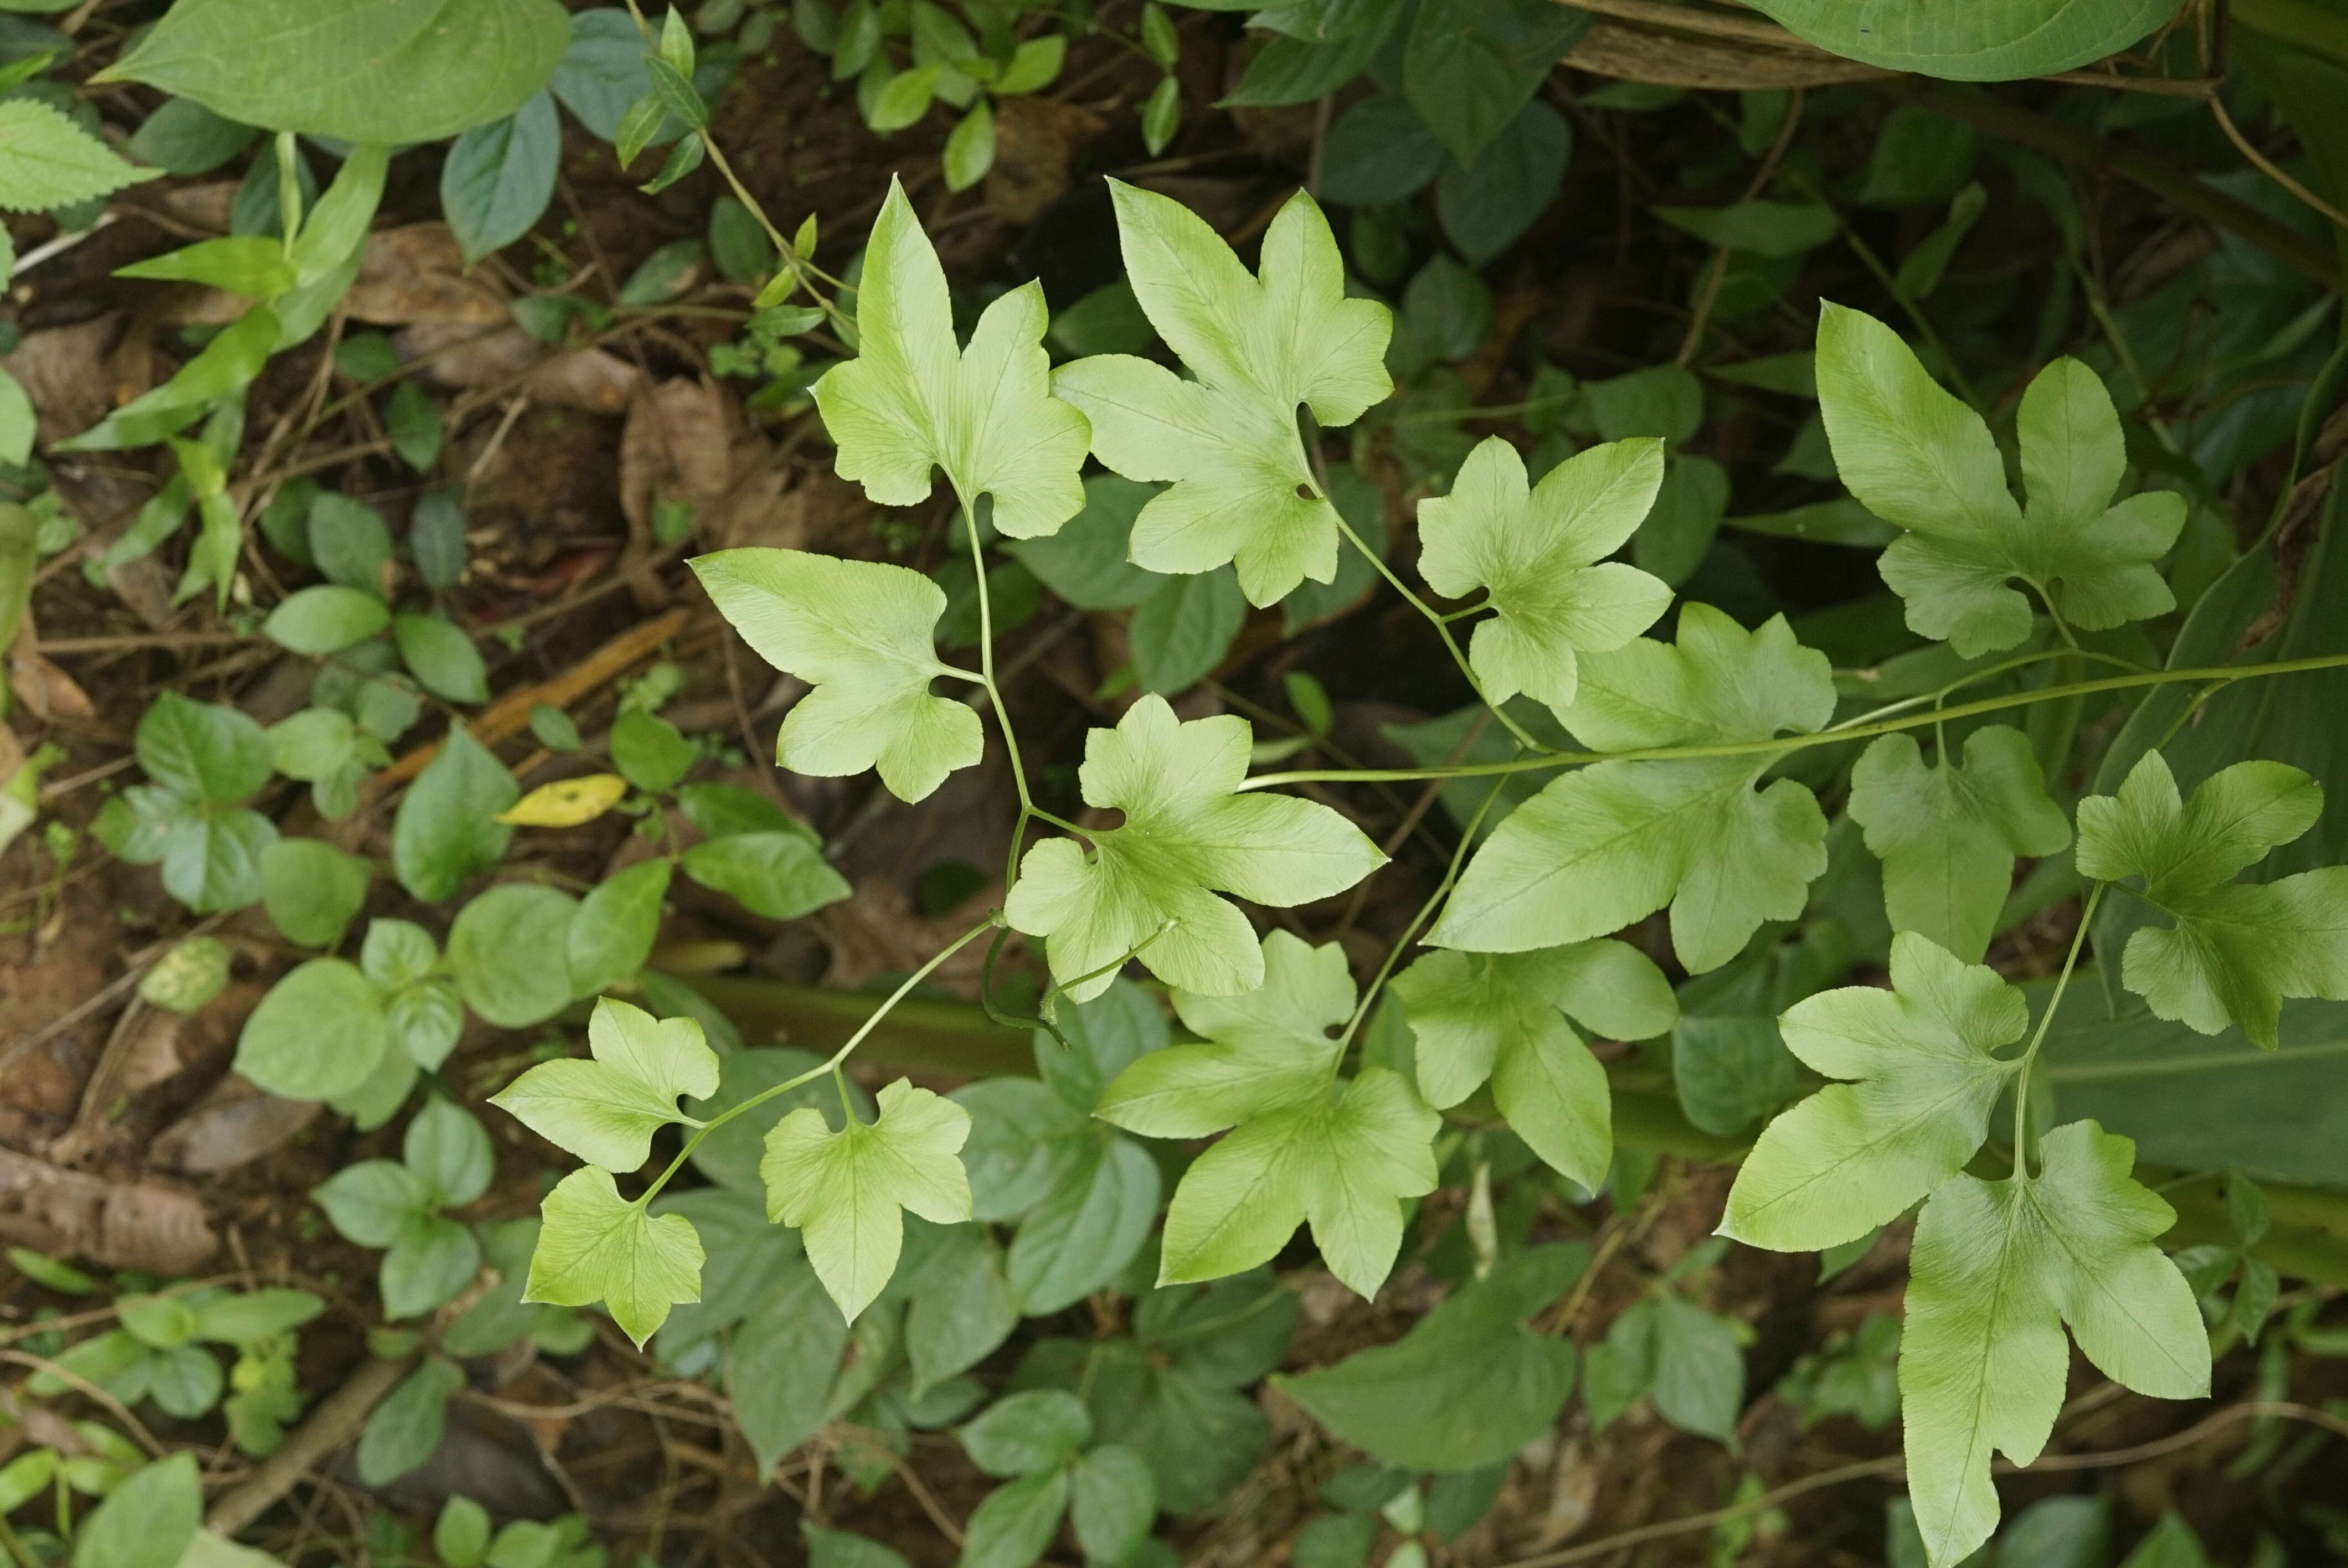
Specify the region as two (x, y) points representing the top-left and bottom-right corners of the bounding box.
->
(567, 857), (671, 995)
(447, 883), (578, 1028)
(391, 727), (518, 901)
(1815, 305), (2182, 656)
(493, 997), (719, 1172)
(681, 829), (852, 919)
(260, 835), (370, 947)
(235, 958), (389, 1098)
(1006, 698), (1384, 1002)
(104, 0), (572, 144)
(1052, 182), (1392, 606)
(761, 1079), (973, 1321)
(814, 178), (1087, 538)
(693, 547), (982, 802)
(1748, 0), (2183, 81)
(1418, 435), (1672, 720)
(393, 615), (489, 704)
(1429, 604), (1834, 971)
(265, 585), (392, 654)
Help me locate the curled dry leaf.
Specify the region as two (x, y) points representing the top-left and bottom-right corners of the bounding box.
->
(398, 321), (642, 414)
(151, 1074), (323, 1175)
(347, 222), (511, 327)
(618, 378), (738, 534)
(1, 314), (121, 446)
(0, 1146), (216, 1274)
(987, 97), (1107, 224)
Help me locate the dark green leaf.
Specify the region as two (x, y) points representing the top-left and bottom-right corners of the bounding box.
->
(1435, 99), (1570, 265)
(568, 858), (670, 995)
(261, 836), (371, 947)
(392, 727), (517, 901)
(105, 0), (573, 144)
(441, 89), (560, 264)
(448, 883), (578, 1028)
(356, 1355), (464, 1484)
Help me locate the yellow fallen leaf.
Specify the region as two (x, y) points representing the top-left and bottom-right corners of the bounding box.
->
(497, 772), (631, 827)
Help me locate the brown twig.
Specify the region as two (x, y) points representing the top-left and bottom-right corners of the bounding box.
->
(203, 1355), (417, 1536)
(1496, 1400), (2348, 1568)
(379, 606), (693, 786)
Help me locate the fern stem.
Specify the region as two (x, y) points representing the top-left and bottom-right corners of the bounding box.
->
(2010, 882), (2105, 1176)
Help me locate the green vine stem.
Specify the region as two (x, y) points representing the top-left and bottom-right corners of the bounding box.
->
(665, 968), (2348, 1285)
(1240, 649), (2348, 791)
(630, 915), (997, 1209)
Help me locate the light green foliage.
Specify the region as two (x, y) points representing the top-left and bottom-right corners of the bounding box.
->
(1723, 932), (2024, 1251)
(1748, 0), (2183, 80)
(1389, 939), (1675, 1189)
(1004, 697), (1384, 1002)
(694, 547), (981, 802)
(0, 99), (153, 213)
(1849, 726), (2070, 961)
(812, 179), (1087, 539)
(1429, 604), (1834, 971)
(234, 958), (387, 1099)
(392, 726), (517, 900)
(760, 1079), (974, 1322)
(1155, 1065), (1427, 1296)
(524, 1166), (706, 1348)
(1103, 935), (1434, 1297)
(103, 0), (571, 144)
(447, 882), (578, 1028)
(1901, 1121), (2206, 1567)
(2077, 752), (2348, 1049)
(72, 1452), (200, 1568)
(1417, 436), (1673, 717)
(1816, 305), (2181, 656)
(315, 1098), (492, 1319)
(1096, 930), (1350, 1137)
(1052, 182), (1393, 606)
(492, 998), (719, 1172)
(96, 693), (280, 915)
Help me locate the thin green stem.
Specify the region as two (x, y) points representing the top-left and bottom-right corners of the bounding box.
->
(632, 916), (996, 1208)
(1825, 646), (2150, 736)
(1337, 771), (1513, 1052)
(959, 501), (1037, 818)
(2011, 881), (2105, 1175)
(1237, 649), (2348, 791)
(1039, 919), (1177, 1018)
(1327, 510), (1552, 755)
(616, 0), (843, 324)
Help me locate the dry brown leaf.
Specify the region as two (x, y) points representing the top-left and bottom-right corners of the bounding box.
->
(348, 223), (511, 326)
(11, 613), (96, 721)
(988, 99), (1108, 223)
(153, 182), (237, 234)
(152, 1075), (323, 1174)
(0, 1147), (215, 1273)
(1563, 18), (1887, 87)
(397, 322), (642, 413)
(618, 378), (738, 533)
(1, 315), (121, 446)
(821, 878), (998, 995)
